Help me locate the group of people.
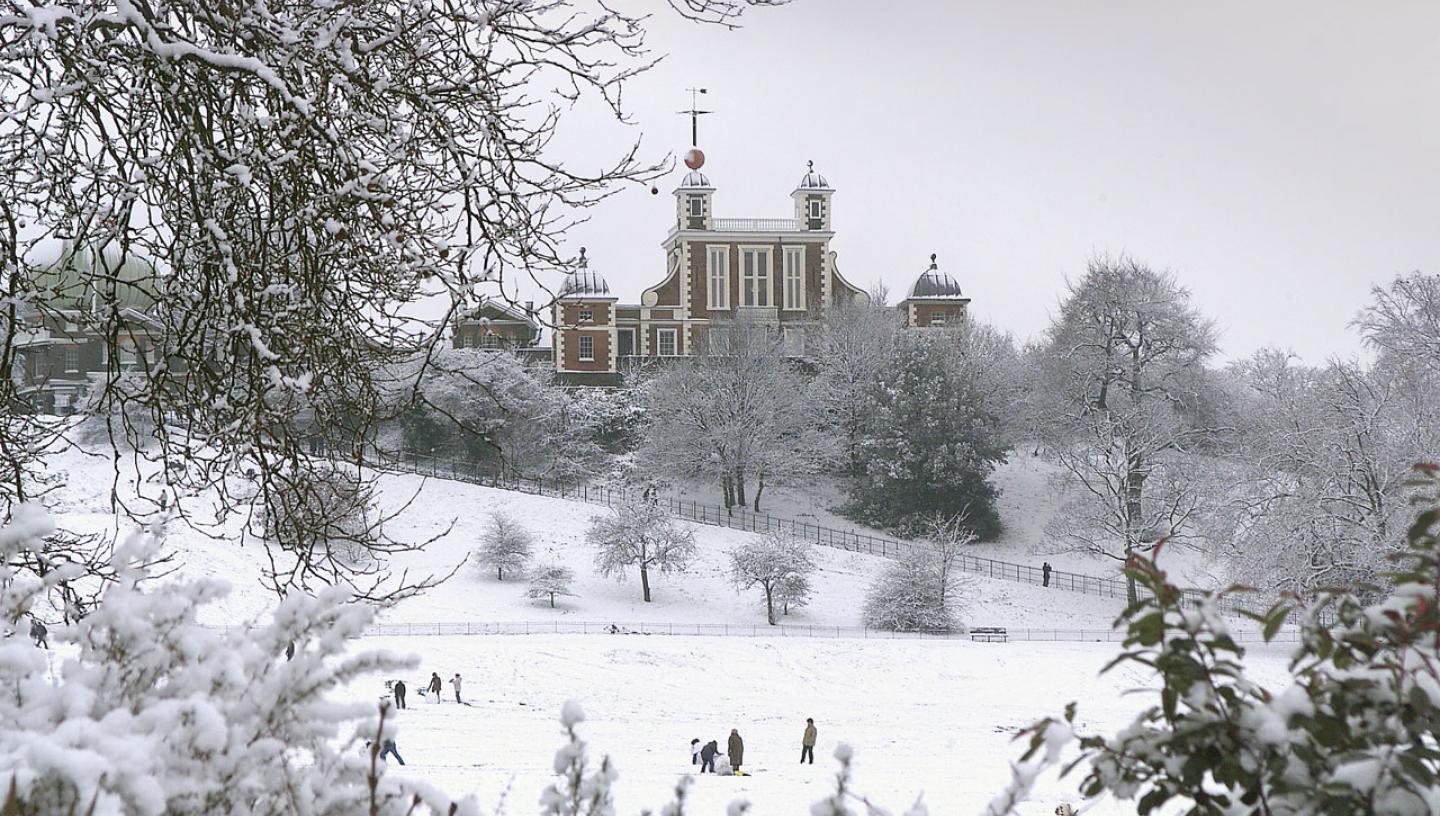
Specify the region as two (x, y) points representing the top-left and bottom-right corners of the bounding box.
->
(689, 718), (818, 775)
(387, 672), (466, 710)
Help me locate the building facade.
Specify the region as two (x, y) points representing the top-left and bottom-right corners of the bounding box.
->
(551, 162), (871, 382)
(451, 300), (543, 350)
(549, 160), (974, 383)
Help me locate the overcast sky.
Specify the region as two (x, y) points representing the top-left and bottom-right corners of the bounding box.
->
(545, 0), (1440, 363)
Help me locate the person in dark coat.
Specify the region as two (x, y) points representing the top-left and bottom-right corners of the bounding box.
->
(727, 729), (744, 772)
(29, 619), (47, 649)
(427, 672), (443, 703)
(1042, 561), (1053, 588)
(286, 641), (295, 661)
(393, 679), (407, 709)
(379, 738), (405, 765)
(801, 718), (817, 764)
(698, 739), (720, 773)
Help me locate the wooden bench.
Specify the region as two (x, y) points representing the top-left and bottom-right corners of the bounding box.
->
(969, 627), (1009, 643)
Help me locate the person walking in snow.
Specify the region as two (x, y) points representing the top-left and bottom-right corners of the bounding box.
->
(451, 673), (463, 704)
(1042, 561), (1053, 588)
(393, 679), (407, 710)
(427, 672), (442, 703)
(286, 641), (295, 661)
(378, 738), (405, 766)
(29, 619), (47, 649)
(727, 729), (745, 773)
(690, 738), (701, 766)
(698, 739), (720, 773)
(801, 718), (817, 764)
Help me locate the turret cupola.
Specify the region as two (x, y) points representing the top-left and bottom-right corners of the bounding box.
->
(556, 248), (615, 299)
(900, 254), (971, 328)
(674, 148), (714, 230)
(791, 160), (834, 231)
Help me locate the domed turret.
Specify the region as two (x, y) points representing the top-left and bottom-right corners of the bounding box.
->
(908, 254), (965, 299)
(899, 254), (971, 329)
(557, 248), (612, 298)
(792, 160), (834, 231)
(678, 169), (712, 189)
(795, 161), (831, 191)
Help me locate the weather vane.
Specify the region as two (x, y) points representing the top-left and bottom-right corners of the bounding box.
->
(678, 87), (711, 147)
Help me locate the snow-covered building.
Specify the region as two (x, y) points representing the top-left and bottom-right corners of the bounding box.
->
(551, 159), (871, 383)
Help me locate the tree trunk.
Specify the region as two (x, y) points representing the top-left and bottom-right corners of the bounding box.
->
(722, 474), (735, 514)
(753, 473), (765, 513)
(764, 583), (776, 625)
(497, 566), (504, 581)
(640, 564), (652, 602)
(549, 592), (555, 608)
(734, 465), (747, 507)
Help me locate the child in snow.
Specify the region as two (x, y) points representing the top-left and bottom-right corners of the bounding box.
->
(451, 673), (463, 704)
(29, 619), (47, 649)
(698, 739), (720, 773)
(690, 738), (701, 766)
(427, 672), (443, 702)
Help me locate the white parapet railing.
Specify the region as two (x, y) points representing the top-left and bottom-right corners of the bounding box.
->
(711, 217), (803, 232)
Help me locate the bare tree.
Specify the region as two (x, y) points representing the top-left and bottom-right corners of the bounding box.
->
(812, 299), (901, 475)
(728, 532), (817, 625)
(1034, 256), (1218, 604)
(476, 512), (534, 581)
(587, 502), (696, 602)
(526, 564), (576, 608)
(0, 0), (773, 597)
(638, 313), (827, 512)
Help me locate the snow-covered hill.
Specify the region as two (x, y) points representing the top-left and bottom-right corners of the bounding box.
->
(39, 433), (1138, 630)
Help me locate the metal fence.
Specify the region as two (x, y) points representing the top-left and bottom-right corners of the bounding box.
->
(205, 619), (1301, 643)
(365, 447), (1274, 618)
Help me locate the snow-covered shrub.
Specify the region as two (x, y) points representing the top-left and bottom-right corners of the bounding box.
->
(0, 505), (472, 816)
(993, 466), (1440, 815)
(588, 503), (696, 603)
(476, 512), (534, 581)
(527, 564), (577, 608)
(728, 532), (817, 625)
(862, 549), (964, 633)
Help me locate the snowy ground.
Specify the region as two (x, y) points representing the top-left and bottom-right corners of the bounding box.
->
(344, 633), (1296, 815)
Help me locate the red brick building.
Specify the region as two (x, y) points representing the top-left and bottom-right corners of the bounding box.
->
(550, 160), (974, 383)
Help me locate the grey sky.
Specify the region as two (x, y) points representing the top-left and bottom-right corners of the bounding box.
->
(545, 0), (1440, 363)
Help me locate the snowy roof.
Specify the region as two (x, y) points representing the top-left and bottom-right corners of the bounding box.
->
(557, 248), (614, 299)
(678, 170), (712, 189)
(907, 255), (967, 300)
(795, 161), (831, 191)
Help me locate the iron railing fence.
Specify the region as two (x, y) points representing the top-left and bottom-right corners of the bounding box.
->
(206, 619), (1303, 643)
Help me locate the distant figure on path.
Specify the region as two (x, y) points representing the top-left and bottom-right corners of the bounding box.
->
(393, 679), (407, 709)
(801, 718), (817, 764)
(451, 673), (463, 704)
(690, 738), (701, 766)
(379, 738), (405, 765)
(698, 739), (720, 773)
(286, 641), (295, 661)
(1042, 562), (1053, 588)
(29, 619), (47, 649)
(727, 729), (745, 773)
(427, 672), (443, 703)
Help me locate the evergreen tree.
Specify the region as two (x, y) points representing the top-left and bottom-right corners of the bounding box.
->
(844, 331), (1009, 538)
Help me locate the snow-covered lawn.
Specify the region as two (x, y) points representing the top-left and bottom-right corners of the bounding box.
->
(348, 633), (1295, 815)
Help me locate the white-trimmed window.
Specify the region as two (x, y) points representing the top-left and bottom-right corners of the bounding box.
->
(740, 247), (772, 308)
(808, 199), (823, 220)
(657, 328), (678, 357)
(706, 246), (729, 310)
(688, 197), (703, 218)
(578, 308), (594, 322)
(63, 346), (79, 373)
(481, 333), (502, 349)
(782, 246), (805, 311)
(931, 311), (946, 327)
(578, 335), (594, 361)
